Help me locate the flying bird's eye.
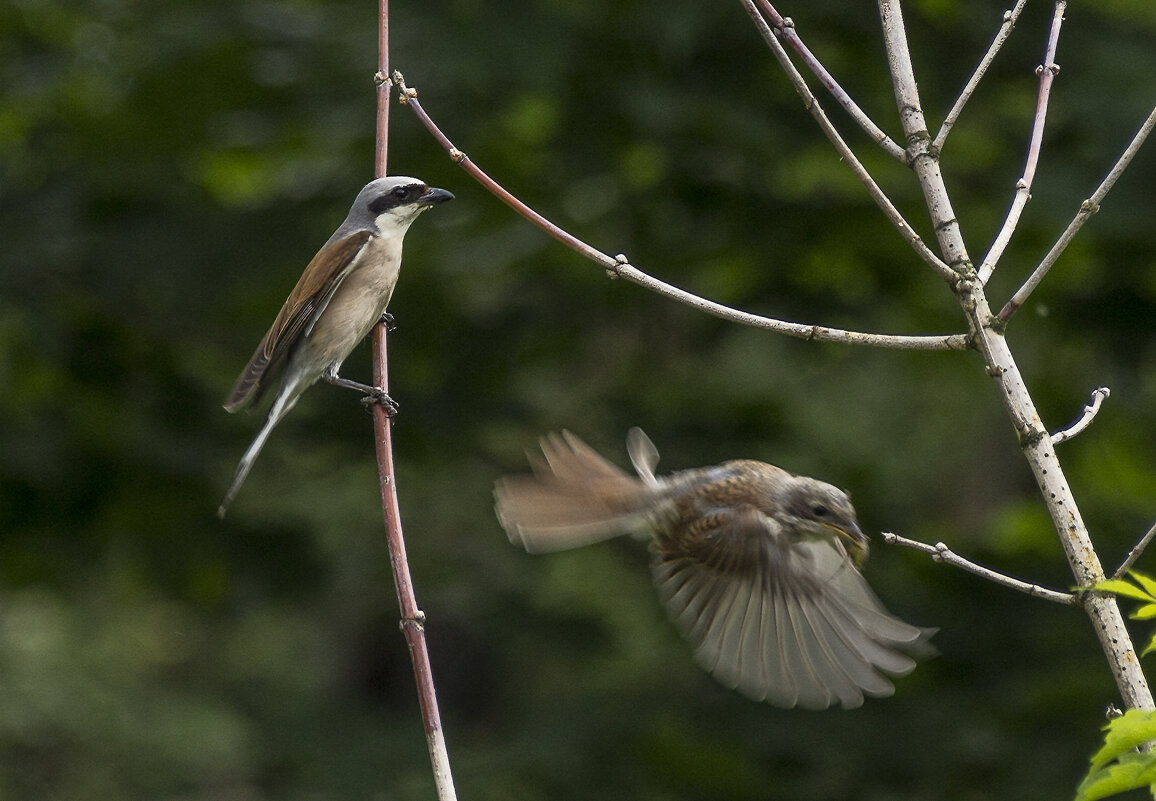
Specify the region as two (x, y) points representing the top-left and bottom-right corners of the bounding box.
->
(812, 504), (829, 517)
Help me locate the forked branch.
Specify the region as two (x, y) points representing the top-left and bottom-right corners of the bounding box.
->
(1000, 100), (1156, 321)
(751, 0), (906, 162)
(877, 0), (1152, 711)
(738, 0), (957, 283)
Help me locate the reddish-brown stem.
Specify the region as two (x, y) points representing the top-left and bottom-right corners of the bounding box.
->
(373, 0), (389, 177)
(392, 74), (608, 266)
(371, 3), (458, 799)
(370, 338), (456, 798)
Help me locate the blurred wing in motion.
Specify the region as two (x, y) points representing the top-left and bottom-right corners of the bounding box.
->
(651, 505), (927, 710)
(494, 431), (653, 553)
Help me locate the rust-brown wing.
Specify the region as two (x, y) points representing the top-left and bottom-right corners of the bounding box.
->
(223, 230), (373, 411)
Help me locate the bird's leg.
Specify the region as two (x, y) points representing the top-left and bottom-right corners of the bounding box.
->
(322, 365), (399, 415)
(379, 311), (397, 331)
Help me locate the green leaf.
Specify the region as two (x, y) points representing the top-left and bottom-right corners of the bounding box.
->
(1076, 752), (1156, 801)
(1095, 579), (1156, 603)
(1076, 711), (1156, 801)
(1132, 572), (1156, 600)
(1143, 633), (1156, 658)
(1132, 605), (1156, 621)
(1090, 710), (1156, 769)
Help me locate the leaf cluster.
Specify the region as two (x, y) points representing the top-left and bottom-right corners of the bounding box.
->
(1076, 709), (1156, 801)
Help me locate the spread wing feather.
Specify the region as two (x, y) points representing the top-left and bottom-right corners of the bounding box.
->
(651, 506), (925, 710)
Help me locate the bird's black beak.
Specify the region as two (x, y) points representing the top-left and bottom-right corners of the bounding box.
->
(420, 187), (455, 206)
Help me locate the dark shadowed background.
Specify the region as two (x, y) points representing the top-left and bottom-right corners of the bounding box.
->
(3, 1), (1156, 798)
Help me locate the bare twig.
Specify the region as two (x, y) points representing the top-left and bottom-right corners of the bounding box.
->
(612, 257), (968, 349)
(737, 0), (957, 283)
(1051, 386), (1110, 446)
(878, 0), (1153, 710)
(751, 0), (906, 162)
(978, 1), (1067, 285)
(934, 0), (1030, 152)
(1000, 100), (1156, 321)
(882, 532), (1079, 605)
(371, 6), (458, 800)
(393, 72), (969, 352)
(1116, 522), (1156, 579)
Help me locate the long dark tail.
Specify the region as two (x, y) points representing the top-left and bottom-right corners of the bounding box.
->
(217, 390), (299, 518)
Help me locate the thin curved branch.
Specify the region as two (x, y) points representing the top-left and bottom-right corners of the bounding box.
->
(737, 0), (957, 283)
(1000, 100), (1156, 321)
(978, 1), (1067, 285)
(751, 0), (906, 162)
(934, 0), (1030, 153)
(1051, 386), (1110, 446)
(613, 257), (969, 349)
(882, 532), (1079, 606)
(393, 72), (969, 352)
(1116, 522), (1156, 580)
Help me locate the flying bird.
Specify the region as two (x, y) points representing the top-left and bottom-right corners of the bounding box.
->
(219, 176), (453, 517)
(494, 428), (931, 709)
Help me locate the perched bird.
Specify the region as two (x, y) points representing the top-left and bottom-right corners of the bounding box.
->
(494, 428), (930, 709)
(218, 176), (453, 517)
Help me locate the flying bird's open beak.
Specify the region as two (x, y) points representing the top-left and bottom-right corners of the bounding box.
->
(420, 187), (455, 206)
(830, 521), (870, 566)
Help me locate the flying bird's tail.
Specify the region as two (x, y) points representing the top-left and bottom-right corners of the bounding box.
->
(494, 429), (661, 553)
(217, 390), (300, 518)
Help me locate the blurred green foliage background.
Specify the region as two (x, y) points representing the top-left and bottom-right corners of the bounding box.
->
(3, 0), (1156, 798)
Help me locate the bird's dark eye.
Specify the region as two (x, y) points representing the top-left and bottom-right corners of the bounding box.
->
(369, 184), (420, 215)
(812, 504), (829, 517)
